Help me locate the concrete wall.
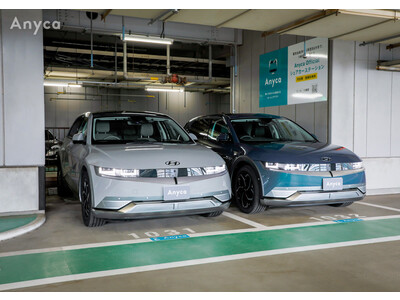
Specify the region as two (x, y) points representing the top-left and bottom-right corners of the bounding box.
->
(235, 30), (328, 143)
(330, 40), (400, 195)
(44, 86), (228, 140)
(0, 9), (44, 213)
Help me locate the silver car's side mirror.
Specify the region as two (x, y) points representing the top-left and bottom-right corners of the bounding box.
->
(72, 133), (86, 144)
(189, 133), (198, 141)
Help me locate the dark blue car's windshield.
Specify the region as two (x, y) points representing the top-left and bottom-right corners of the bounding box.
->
(231, 118), (316, 143)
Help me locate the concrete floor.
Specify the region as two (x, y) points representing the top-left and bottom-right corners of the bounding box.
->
(1, 193), (400, 292)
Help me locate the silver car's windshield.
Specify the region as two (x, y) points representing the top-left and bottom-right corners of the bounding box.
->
(231, 118), (317, 143)
(92, 115), (193, 144)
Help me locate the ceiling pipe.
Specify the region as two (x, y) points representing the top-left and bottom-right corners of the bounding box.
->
(148, 9), (179, 26)
(59, 25), (238, 46)
(209, 44), (212, 80)
(167, 44), (171, 75)
(121, 19), (158, 82)
(360, 33), (400, 46)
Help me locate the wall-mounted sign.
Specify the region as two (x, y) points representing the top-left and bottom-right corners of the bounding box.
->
(259, 37), (328, 108)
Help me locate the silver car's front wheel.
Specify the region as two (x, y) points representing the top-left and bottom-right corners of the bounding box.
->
(80, 170), (106, 227)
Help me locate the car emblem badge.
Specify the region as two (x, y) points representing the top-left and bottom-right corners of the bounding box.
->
(165, 160), (180, 166)
(321, 157), (332, 162)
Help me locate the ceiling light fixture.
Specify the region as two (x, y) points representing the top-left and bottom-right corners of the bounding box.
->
(121, 34), (173, 45)
(145, 86), (184, 93)
(43, 81), (82, 88)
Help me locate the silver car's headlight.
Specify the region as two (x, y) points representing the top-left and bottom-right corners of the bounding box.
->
(95, 167), (140, 178)
(202, 164), (227, 175)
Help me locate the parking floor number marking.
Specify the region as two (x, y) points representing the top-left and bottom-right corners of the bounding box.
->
(128, 228), (196, 239)
(309, 214), (367, 222)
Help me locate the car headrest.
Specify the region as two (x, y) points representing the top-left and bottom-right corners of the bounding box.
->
(124, 127), (137, 136)
(140, 123), (154, 137)
(254, 127), (265, 137)
(96, 121), (110, 133)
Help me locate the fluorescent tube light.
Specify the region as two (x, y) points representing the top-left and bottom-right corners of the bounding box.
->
(44, 82), (82, 88)
(146, 87), (184, 93)
(121, 34), (173, 45)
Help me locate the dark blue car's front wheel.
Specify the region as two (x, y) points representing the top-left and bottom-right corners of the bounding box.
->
(233, 165), (266, 214)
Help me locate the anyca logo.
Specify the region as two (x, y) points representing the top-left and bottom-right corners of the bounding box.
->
(265, 58), (282, 88)
(9, 17), (61, 35)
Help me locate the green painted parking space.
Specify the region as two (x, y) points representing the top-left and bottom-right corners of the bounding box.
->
(1, 217), (400, 287)
(0, 215), (36, 233)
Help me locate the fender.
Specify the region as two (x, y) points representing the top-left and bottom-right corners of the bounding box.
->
(231, 156), (265, 195)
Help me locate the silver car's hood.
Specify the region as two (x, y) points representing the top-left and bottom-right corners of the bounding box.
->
(86, 143), (224, 169)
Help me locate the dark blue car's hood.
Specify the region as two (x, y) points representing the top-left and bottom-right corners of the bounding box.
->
(242, 142), (361, 164)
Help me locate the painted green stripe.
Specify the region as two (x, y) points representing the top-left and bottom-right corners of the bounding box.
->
(1, 218), (400, 285)
(0, 216), (36, 233)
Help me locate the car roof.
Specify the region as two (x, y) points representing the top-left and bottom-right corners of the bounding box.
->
(90, 111), (170, 118)
(188, 113), (282, 123)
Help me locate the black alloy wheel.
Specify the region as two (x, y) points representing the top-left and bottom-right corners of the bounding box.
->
(234, 165), (266, 214)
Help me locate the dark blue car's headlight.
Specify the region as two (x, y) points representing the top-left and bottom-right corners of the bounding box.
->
(264, 162), (363, 171)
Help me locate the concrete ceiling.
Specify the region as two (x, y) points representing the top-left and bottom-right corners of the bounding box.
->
(87, 9), (400, 45)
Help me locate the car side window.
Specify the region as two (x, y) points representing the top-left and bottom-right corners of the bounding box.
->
(78, 117), (88, 135)
(67, 116), (84, 138)
(208, 118), (232, 142)
(188, 118), (211, 140)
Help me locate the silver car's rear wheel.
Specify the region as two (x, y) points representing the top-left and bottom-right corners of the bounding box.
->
(80, 170), (106, 227)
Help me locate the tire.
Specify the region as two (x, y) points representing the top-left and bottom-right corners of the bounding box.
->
(57, 160), (71, 197)
(80, 170), (106, 227)
(202, 210), (223, 217)
(233, 165), (266, 214)
(329, 202), (353, 207)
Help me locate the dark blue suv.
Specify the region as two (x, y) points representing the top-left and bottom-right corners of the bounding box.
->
(184, 113), (366, 214)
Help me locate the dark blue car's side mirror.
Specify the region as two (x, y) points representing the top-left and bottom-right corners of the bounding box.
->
(217, 133), (230, 142)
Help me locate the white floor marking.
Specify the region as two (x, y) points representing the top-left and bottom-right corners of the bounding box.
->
(2, 234), (400, 291)
(355, 201), (400, 212)
(1, 214), (400, 259)
(222, 211), (269, 229)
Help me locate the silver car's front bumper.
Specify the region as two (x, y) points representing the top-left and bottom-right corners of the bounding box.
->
(92, 198), (230, 220)
(88, 166), (231, 219)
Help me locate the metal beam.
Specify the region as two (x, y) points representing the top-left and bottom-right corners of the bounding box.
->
(261, 9), (338, 37)
(216, 10), (252, 28)
(338, 9), (400, 20)
(101, 9), (113, 21)
(44, 46), (227, 65)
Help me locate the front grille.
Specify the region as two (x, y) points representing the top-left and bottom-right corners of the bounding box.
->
(286, 163), (361, 172)
(139, 167), (211, 178)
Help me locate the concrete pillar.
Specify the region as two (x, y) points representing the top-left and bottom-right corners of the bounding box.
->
(0, 9), (45, 213)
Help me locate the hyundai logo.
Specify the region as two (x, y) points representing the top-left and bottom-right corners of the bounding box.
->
(165, 160), (180, 166)
(321, 157), (332, 162)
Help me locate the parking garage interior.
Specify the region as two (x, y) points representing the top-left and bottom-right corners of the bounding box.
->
(1, 6), (400, 293)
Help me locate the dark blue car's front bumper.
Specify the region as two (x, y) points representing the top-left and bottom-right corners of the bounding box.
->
(254, 162), (366, 207)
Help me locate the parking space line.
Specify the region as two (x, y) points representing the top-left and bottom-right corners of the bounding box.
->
(3, 235), (400, 292)
(2, 217), (400, 291)
(2, 214), (400, 259)
(355, 201), (400, 212)
(222, 211), (269, 229)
